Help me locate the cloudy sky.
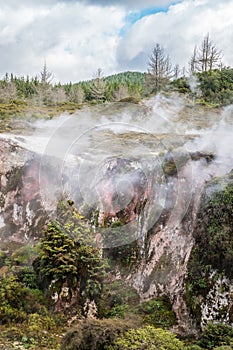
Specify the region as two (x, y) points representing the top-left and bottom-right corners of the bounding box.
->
(1, 0), (233, 83)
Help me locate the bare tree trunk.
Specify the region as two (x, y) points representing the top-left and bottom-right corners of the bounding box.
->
(190, 33), (222, 73)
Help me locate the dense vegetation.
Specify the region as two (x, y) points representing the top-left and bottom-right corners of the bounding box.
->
(1, 197), (233, 349)
(186, 173), (233, 327)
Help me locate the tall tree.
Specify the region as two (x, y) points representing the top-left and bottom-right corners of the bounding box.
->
(33, 200), (106, 313)
(173, 64), (181, 79)
(189, 45), (198, 74)
(190, 33), (222, 73)
(146, 44), (173, 94)
(40, 61), (53, 85)
(90, 68), (107, 102)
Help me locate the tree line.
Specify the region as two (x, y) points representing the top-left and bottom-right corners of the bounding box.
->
(0, 65), (145, 106)
(0, 33), (232, 107)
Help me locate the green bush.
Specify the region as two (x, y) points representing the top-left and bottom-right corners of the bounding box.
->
(107, 304), (130, 319)
(11, 244), (38, 266)
(184, 346), (202, 350)
(97, 280), (139, 319)
(169, 77), (191, 94)
(135, 297), (177, 328)
(197, 323), (233, 349)
(0, 275), (45, 324)
(109, 325), (184, 350)
(197, 68), (233, 106)
(1, 313), (64, 349)
(17, 267), (40, 289)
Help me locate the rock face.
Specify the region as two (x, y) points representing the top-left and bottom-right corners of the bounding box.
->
(92, 153), (202, 334)
(0, 138), (48, 243)
(0, 98), (232, 334)
(91, 155), (233, 335)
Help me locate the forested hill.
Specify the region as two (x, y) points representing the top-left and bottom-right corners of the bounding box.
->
(102, 71), (146, 84)
(69, 70), (146, 103)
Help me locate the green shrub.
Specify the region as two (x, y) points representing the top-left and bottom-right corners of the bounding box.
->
(197, 68), (233, 106)
(107, 304), (130, 319)
(17, 267), (40, 289)
(109, 325), (184, 350)
(11, 244), (38, 266)
(0, 274), (46, 324)
(135, 297), (177, 328)
(170, 77), (191, 94)
(97, 280), (139, 319)
(0, 275), (28, 323)
(183, 345), (202, 350)
(197, 323), (233, 349)
(1, 313), (64, 349)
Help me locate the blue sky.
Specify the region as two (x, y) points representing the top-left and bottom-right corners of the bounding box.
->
(0, 0), (233, 82)
(120, 6), (173, 36)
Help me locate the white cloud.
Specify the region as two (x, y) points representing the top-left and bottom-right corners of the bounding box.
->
(62, 0), (180, 10)
(0, 1), (125, 82)
(116, 0), (233, 72)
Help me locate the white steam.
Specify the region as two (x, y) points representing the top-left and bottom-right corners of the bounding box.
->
(0, 95), (232, 223)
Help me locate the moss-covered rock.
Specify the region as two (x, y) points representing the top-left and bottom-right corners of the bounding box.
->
(186, 171), (233, 326)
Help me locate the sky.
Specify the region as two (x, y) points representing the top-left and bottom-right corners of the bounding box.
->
(0, 0), (233, 83)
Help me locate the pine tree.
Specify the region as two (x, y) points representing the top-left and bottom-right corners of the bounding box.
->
(146, 44), (173, 94)
(40, 61), (53, 85)
(90, 68), (107, 102)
